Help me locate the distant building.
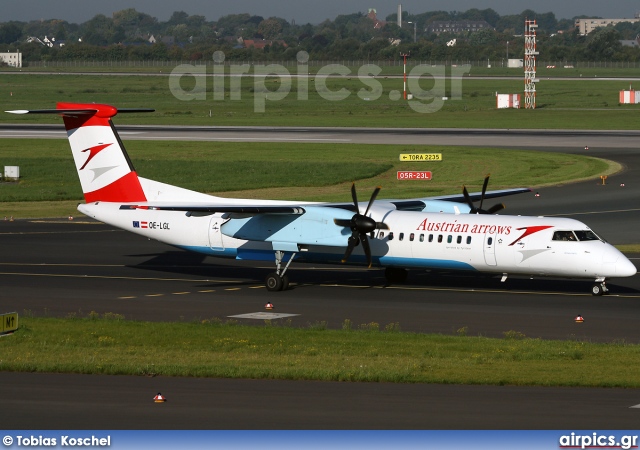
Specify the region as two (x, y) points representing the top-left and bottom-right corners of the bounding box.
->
(620, 39), (640, 47)
(148, 35), (175, 45)
(367, 9), (386, 29)
(427, 20), (492, 35)
(575, 17), (640, 35)
(0, 52), (22, 68)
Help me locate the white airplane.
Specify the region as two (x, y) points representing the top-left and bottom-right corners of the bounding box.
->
(7, 103), (637, 295)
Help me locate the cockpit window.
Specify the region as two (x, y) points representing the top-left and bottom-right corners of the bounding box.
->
(552, 231), (577, 241)
(574, 230), (602, 241)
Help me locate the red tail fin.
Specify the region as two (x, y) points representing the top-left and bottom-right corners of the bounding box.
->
(57, 103), (147, 203)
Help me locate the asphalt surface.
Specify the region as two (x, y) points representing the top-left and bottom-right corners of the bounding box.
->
(3, 124), (640, 149)
(0, 127), (639, 429)
(2, 372), (640, 430)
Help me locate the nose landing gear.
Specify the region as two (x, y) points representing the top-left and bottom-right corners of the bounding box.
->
(591, 278), (609, 296)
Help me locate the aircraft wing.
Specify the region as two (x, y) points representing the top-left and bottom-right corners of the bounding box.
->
(118, 186), (531, 217)
(376, 187), (531, 212)
(427, 187), (532, 203)
(119, 204), (307, 217)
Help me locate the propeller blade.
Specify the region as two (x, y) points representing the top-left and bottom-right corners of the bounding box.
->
(363, 186), (381, 216)
(462, 186), (476, 213)
(479, 174), (490, 210)
(334, 218), (352, 227)
(360, 233), (372, 268)
(376, 222), (390, 230)
(487, 203), (505, 214)
(350, 182), (359, 213)
(341, 234), (359, 263)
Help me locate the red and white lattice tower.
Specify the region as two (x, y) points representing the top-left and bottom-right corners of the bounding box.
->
(524, 20), (538, 109)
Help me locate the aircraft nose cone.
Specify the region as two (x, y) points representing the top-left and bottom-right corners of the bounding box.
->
(616, 256), (637, 277)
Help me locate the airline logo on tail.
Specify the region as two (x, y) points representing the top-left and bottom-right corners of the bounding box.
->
(80, 143), (113, 170)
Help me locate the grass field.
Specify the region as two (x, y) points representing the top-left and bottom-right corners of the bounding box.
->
(0, 139), (614, 218)
(2, 72), (640, 128)
(1, 314), (640, 387)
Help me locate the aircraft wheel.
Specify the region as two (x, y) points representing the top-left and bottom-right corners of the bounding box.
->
(265, 272), (284, 292)
(281, 275), (290, 291)
(385, 267), (408, 284)
(591, 283), (605, 296)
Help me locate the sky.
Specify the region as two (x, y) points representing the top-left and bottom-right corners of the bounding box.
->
(3, 0), (640, 24)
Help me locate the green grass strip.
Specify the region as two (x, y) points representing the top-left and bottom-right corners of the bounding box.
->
(3, 73), (640, 128)
(2, 315), (640, 387)
(0, 139), (614, 207)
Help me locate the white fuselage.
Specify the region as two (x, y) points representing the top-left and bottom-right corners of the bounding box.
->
(12, 103), (636, 293)
(78, 202), (637, 280)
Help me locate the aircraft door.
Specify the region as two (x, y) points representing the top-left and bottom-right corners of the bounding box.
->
(483, 233), (497, 266)
(208, 217), (225, 250)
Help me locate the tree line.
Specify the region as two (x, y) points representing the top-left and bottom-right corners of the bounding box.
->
(1, 8), (639, 63)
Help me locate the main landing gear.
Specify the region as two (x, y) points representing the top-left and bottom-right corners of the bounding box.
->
(265, 250), (296, 292)
(591, 278), (609, 296)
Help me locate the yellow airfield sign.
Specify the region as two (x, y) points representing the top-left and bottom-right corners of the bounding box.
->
(399, 153), (442, 162)
(1, 312), (18, 334)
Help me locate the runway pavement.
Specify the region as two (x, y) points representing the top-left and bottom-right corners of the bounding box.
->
(0, 127), (639, 429)
(3, 123), (640, 148)
(2, 371), (640, 429)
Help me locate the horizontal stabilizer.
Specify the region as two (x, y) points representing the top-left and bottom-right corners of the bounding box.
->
(6, 108), (154, 115)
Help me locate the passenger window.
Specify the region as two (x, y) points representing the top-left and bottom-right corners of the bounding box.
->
(487, 237), (493, 245)
(466, 236), (471, 244)
(447, 235), (452, 243)
(399, 233), (404, 241)
(438, 235), (443, 243)
(457, 236), (462, 244)
(409, 233), (415, 242)
(419, 234), (424, 242)
(388, 232), (394, 241)
(428, 234), (433, 243)
(379, 232), (385, 239)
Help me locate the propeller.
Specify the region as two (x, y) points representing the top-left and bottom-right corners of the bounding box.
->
(462, 174), (505, 214)
(334, 183), (389, 267)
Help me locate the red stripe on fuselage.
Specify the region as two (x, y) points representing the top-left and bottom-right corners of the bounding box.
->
(83, 171), (147, 203)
